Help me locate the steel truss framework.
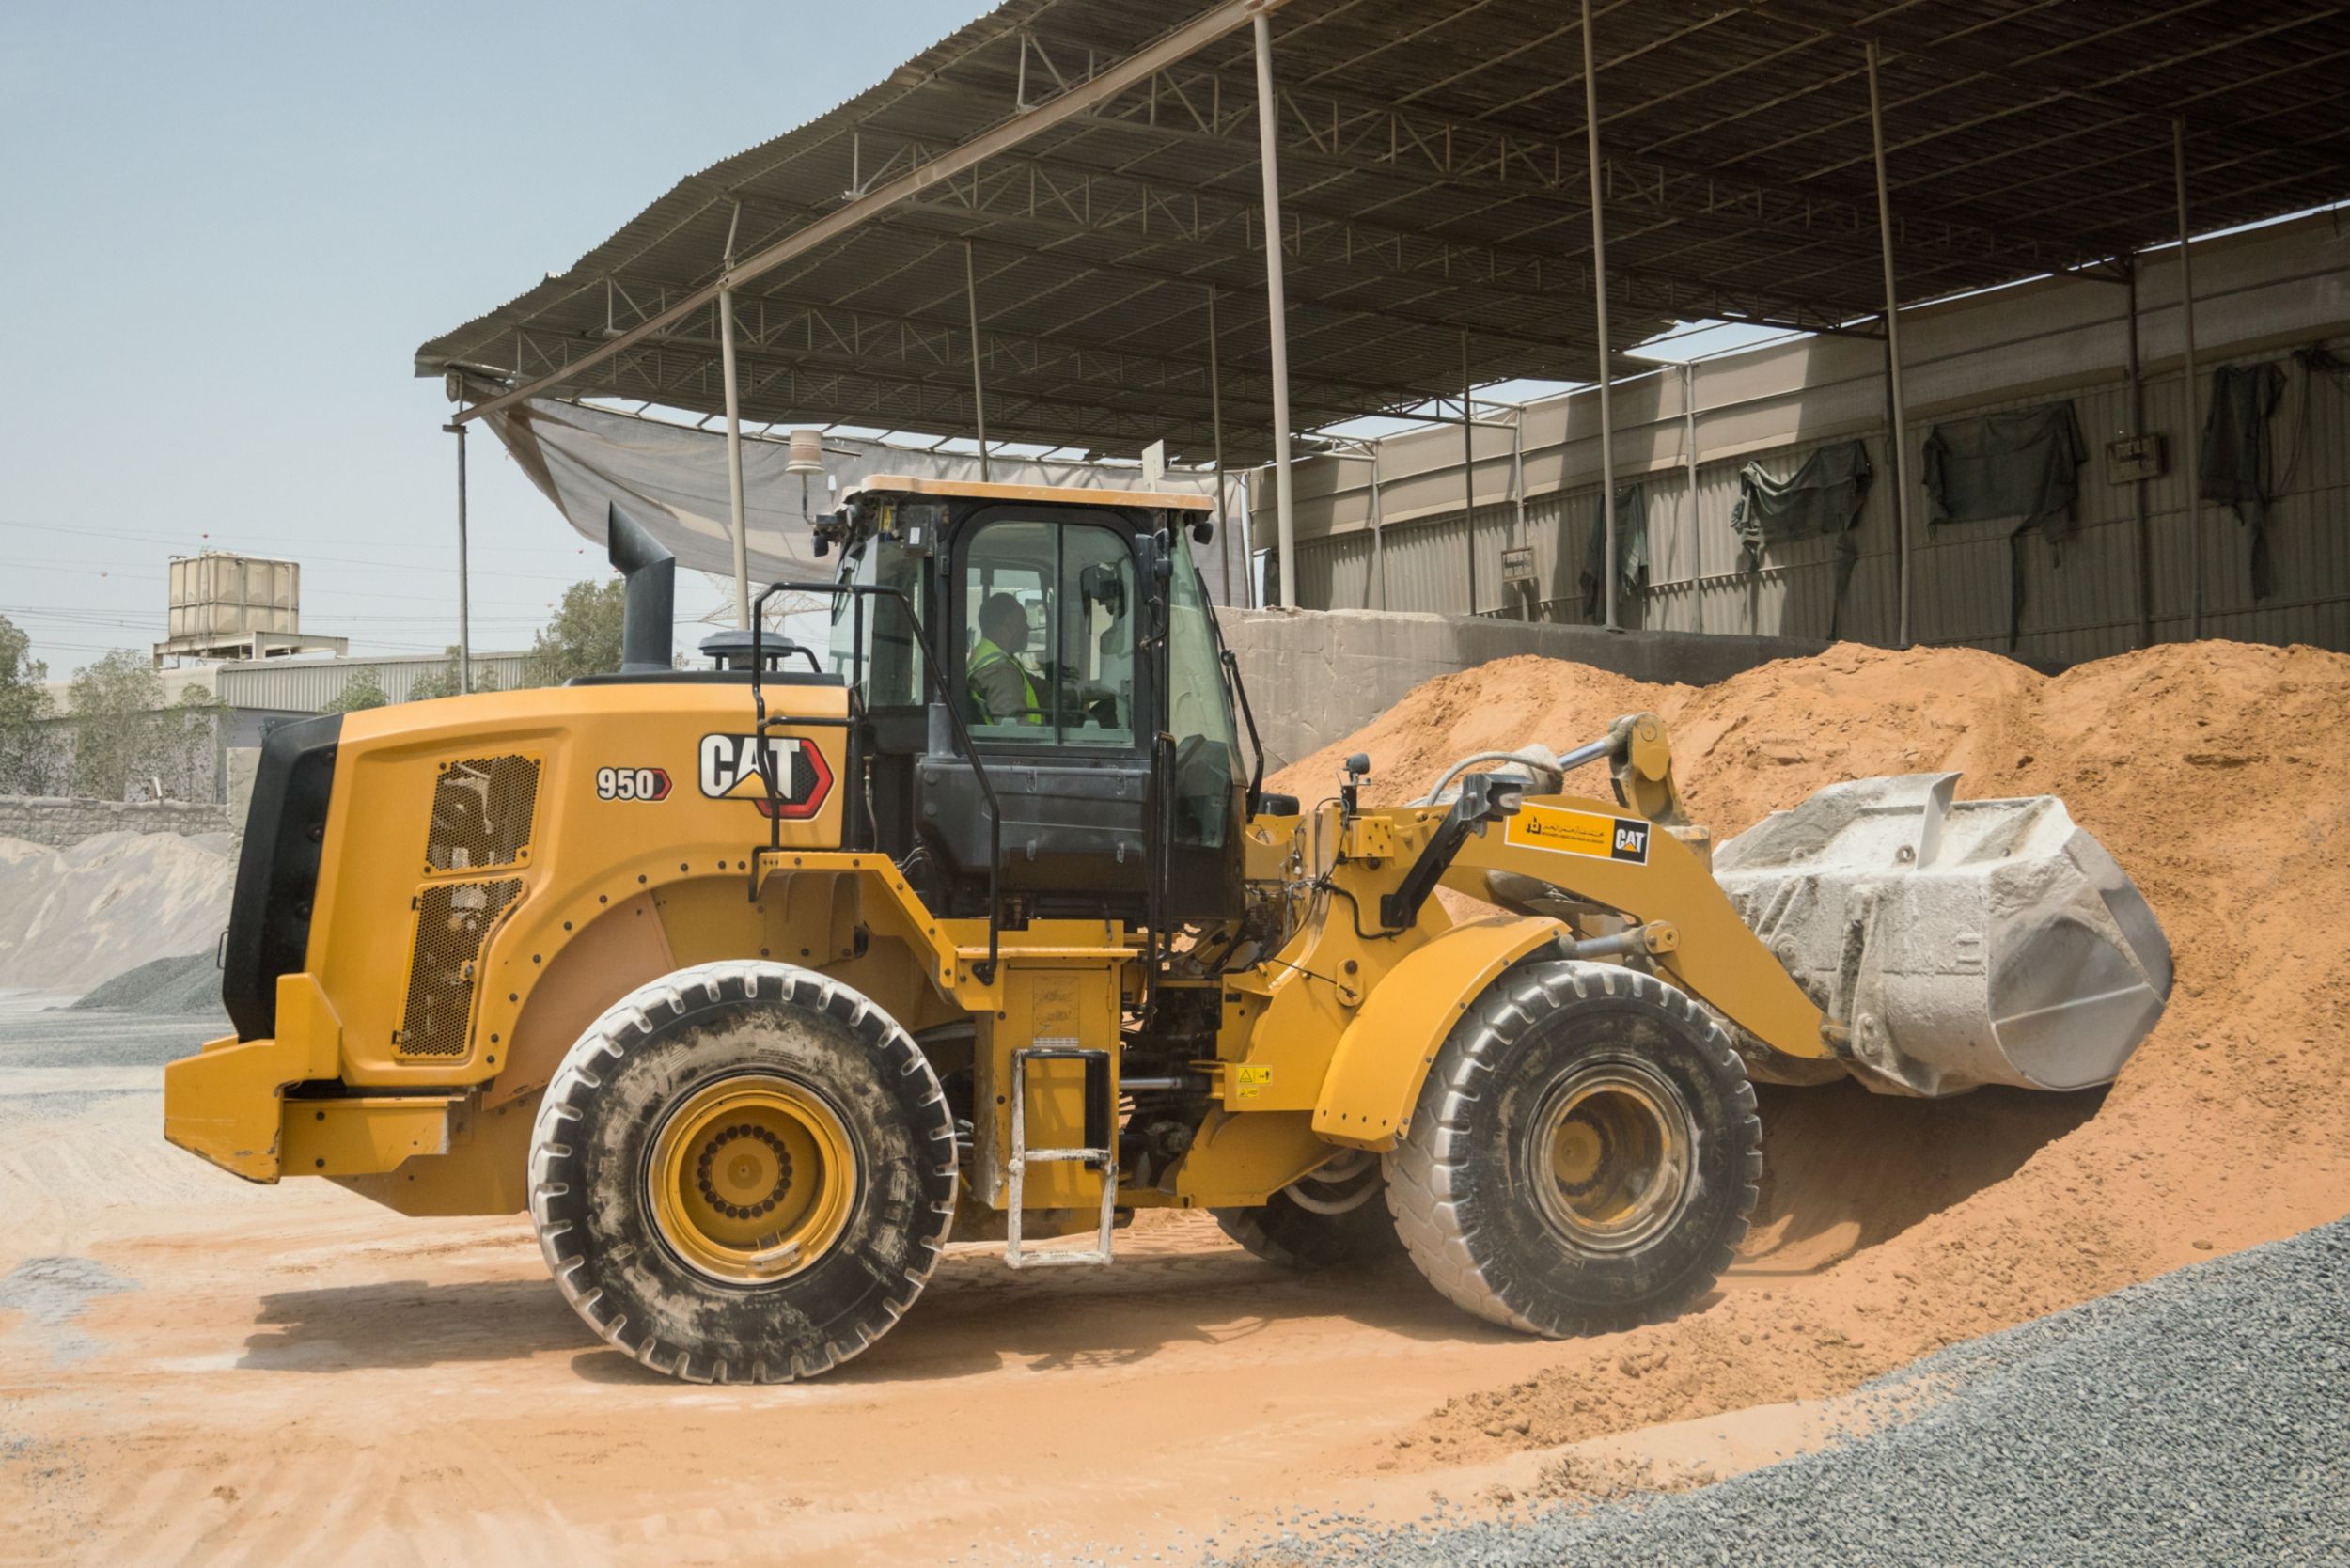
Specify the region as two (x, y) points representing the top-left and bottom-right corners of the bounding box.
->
(421, 0), (2350, 469)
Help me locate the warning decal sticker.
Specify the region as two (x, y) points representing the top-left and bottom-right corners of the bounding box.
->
(1503, 804), (1653, 865)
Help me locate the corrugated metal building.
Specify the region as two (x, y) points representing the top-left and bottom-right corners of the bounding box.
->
(1261, 211), (2350, 665)
(212, 651), (534, 713)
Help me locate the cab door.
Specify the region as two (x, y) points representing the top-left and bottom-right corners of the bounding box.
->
(914, 507), (1154, 918)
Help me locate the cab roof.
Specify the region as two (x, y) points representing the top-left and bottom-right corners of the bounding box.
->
(850, 473), (1214, 512)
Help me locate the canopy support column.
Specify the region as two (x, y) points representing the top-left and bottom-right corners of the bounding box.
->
(2174, 119), (2203, 641)
(1461, 331), (1478, 616)
(443, 418), (472, 694)
(1209, 283), (1235, 604)
(1580, 0), (1620, 632)
(1684, 361), (1703, 636)
(964, 239), (992, 482)
(2125, 256), (2154, 649)
(1512, 408), (1528, 620)
(717, 287), (751, 630)
(1253, 9), (1297, 609)
(1866, 39), (1915, 651)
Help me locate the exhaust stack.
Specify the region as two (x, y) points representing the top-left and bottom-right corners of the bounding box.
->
(606, 503), (674, 674)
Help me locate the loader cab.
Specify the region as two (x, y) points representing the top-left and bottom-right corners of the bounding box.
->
(819, 476), (1246, 929)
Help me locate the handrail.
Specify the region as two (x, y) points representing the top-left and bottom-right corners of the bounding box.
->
(1220, 647), (1267, 818)
(749, 580), (1006, 984)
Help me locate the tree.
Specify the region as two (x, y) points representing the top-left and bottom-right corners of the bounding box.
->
(56, 651), (225, 802)
(525, 579), (627, 687)
(322, 673), (390, 712)
(409, 647), (504, 702)
(0, 615), (55, 794)
(67, 650), (170, 800)
(165, 685), (227, 802)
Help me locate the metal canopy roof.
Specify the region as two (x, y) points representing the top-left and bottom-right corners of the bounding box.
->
(417, 0), (2350, 465)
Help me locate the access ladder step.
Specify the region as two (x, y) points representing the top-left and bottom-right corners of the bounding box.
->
(1005, 1044), (1116, 1269)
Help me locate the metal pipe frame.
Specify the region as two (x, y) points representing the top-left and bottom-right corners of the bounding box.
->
(2175, 118), (2203, 641)
(964, 238), (992, 482)
(2124, 254), (2153, 649)
(1511, 403), (1528, 620)
(1026, 44), (2076, 275)
(427, 0), (2350, 484)
(443, 418), (472, 694)
(1255, 8), (1298, 609)
(717, 287), (752, 629)
(1581, 0), (1620, 632)
(1683, 360), (1702, 636)
(1461, 331), (1478, 616)
(1867, 39), (1917, 651)
(451, 0), (1301, 428)
(1208, 283), (1236, 604)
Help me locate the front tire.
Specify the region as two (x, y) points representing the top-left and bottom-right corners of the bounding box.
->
(1384, 960), (1760, 1336)
(528, 961), (957, 1383)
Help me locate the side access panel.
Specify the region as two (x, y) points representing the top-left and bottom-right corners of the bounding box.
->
(973, 961), (1126, 1210)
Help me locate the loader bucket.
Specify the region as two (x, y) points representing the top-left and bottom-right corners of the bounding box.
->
(1711, 774), (2171, 1097)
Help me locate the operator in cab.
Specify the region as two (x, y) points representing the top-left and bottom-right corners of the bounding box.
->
(967, 592), (1044, 726)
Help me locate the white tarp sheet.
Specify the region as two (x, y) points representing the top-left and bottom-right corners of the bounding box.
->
(485, 399), (1246, 604)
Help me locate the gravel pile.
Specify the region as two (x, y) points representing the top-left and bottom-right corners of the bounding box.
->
(1230, 1218), (2349, 1568)
(68, 953), (227, 1019)
(0, 996), (229, 1073)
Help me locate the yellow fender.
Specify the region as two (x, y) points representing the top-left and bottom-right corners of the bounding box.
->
(1310, 914), (1565, 1152)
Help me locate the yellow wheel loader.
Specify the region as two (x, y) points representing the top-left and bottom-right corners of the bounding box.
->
(164, 478), (2172, 1383)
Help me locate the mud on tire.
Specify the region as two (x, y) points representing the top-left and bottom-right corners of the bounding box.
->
(1384, 959), (1761, 1336)
(528, 961), (957, 1383)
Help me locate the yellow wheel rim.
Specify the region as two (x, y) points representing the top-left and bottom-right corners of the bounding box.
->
(1532, 1062), (1693, 1252)
(648, 1074), (858, 1284)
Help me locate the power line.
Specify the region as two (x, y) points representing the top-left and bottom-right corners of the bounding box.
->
(0, 514), (601, 562)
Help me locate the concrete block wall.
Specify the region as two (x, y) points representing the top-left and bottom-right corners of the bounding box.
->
(0, 795), (238, 849)
(1215, 606), (1824, 774)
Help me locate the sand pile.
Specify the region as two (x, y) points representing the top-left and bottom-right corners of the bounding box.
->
(0, 831), (237, 996)
(1274, 639), (2350, 1464)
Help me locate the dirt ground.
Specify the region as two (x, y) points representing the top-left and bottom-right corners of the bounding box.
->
(0, 1012), (1982, 1567)
(5, 637), (2347, 1564)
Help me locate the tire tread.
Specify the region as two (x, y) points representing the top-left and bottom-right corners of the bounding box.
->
(1384, 960), (1762, 1339)
(527, 959), (956, 1385)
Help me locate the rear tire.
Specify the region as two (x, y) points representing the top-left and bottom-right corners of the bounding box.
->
(1213, 1152), (1402, 1269)
(1384, 960), (1760, 1336)
(528, 961), (957, 1383)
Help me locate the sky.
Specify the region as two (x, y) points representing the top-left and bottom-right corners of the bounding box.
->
(0, 0), (978, 681)
(0, 3), (1817, 685)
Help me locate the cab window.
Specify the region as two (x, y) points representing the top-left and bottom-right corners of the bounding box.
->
(826, 525), (924, 709)
(1166, 529), (1239, 847)
(962, 520), (1135, 745)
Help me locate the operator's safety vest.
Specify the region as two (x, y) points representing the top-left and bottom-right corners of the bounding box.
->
(967, 635), (1044, 725)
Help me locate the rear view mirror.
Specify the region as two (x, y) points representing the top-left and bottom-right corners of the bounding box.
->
(1079, 561), (1126, 619)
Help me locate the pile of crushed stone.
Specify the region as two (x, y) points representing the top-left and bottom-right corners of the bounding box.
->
(1272, 639), (2350, 1466)
(69, 952), (227, 1019)
(1223, 1216), (2350, 1567)
(0, 832), (235, 997)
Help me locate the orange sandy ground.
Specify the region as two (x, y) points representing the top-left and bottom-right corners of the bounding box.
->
(3, 638), (2344, 1564)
